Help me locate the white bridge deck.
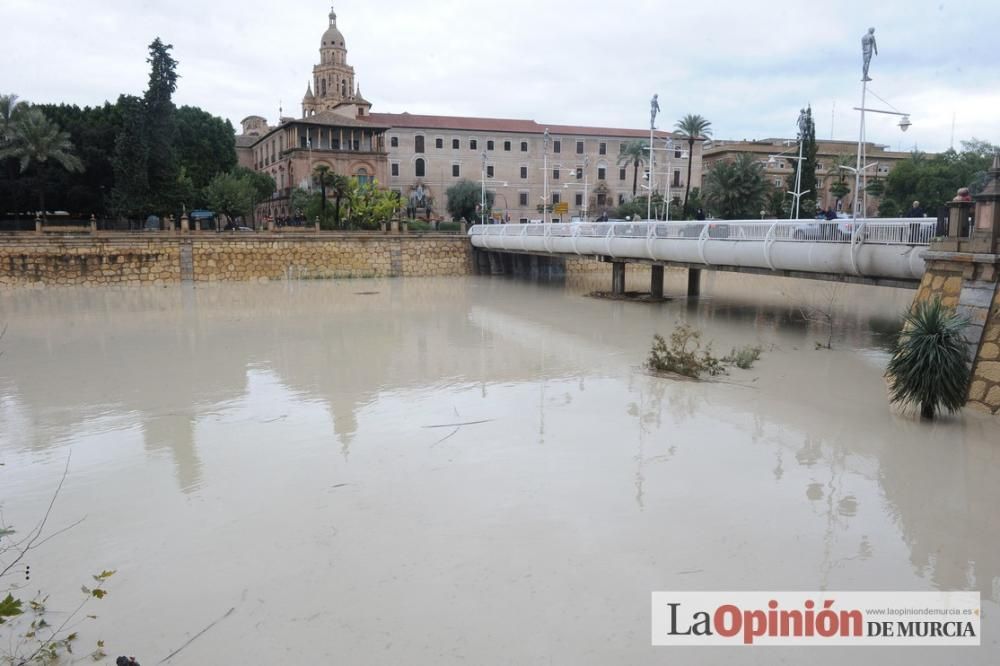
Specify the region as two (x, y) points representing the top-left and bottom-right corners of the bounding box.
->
(469, 219), (936, 283)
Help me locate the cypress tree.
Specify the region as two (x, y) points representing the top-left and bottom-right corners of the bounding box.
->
(143, 38), (180, 214)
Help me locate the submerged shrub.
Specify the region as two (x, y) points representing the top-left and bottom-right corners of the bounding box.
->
(885, 297), (970, 420)
(647, 324), (725, 379)
(723, 345), (762, 369)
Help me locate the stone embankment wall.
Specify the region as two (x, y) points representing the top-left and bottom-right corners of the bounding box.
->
(0, 234), (472, 287)
(913, 254), (1000, 414)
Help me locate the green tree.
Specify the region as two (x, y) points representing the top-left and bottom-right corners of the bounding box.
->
(176, 106), (236, 190)
(446, 179), (493, 222)
(786, 107), (817, 218)
(702, 153), (765, 220)
(886, 298), (970, 420)
(346, 178), (400, 229)
(674, 114), (712, 214)
(313, 165), (333, 226)
(616, 140), (647, 197)
(0, 108), (83, 218)
(143, 38), (180, 212)
(329, 174), (351, 228)
(0, 93), (25, 143)
(203, 168), (273, 227)
(109, 95), (150, 219)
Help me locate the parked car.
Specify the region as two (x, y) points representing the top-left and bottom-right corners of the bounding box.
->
(679, 222), (730, 238)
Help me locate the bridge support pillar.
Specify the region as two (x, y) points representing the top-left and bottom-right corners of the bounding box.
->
(611, 262), (626, 295)
(687, 268), (702, 298)
(650, 265), (664, 300)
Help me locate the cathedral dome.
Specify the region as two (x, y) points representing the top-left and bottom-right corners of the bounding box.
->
(321, 8), (346, 49)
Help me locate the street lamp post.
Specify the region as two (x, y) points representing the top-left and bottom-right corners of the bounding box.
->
(648, 93), (660, 221)
(543, 128), (551, 224)
(481, 151), (487, 225)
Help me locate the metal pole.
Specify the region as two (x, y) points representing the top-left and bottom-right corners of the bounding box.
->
(791, 131), (804, 219)
(543, 128), (550, 223)
(854, 79), (867, 219)
(666, 138), (672, 221)
(583, 156), (590, 221)
(647, 124), (655, 221)
(481, 151), (486, 225)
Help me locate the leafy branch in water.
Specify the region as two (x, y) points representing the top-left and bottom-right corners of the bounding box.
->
(646, 324), (762, 379)
(1, 455), (114, 664)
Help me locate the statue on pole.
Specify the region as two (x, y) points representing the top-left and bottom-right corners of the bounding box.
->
(862, 27), (878, 81)
(650, 94), (660, 129)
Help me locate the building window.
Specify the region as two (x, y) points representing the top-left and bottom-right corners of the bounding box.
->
(415, 158), (425, 177)
(391, 163), (399, 176)
(415, 135), (425, 153)
(520, 141), (528, 152)
(599, 142), (607, 155)
(487, 165), (494, 178)
(452, 138), (460, 149)
(452, 164), (460, 177)
(470, 139), (478, 150)
(390, 136), (398, 148)
(598, 167), (606, 180)
(504, 140), (511, 151)
(552, 193), (560, 204)
(619, 167), (626, 180)
(487, 140), (495, 151)
(620, 142), (626, 153)
(675, 148), (682, 158)
(673, 170), (681, 187)
(553, 168), (560, 180)
(435, 137), (443, 149)
(553, 140), (561, 153)
(519, 217), (528, 224)
(356, 168), (370, 185)
(575, 167), (583, 180)
(774, 178), (782, 187)
(576, 140), (584, 154)
(520, 166), (528, 179)
(575, 193), (583, 206)
(519, 192), (528, 206)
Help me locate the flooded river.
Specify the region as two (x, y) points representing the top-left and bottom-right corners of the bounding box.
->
(1, 271), (998, 664)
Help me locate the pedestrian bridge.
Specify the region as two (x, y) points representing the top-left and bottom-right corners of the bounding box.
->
(469, 219), (936, 289)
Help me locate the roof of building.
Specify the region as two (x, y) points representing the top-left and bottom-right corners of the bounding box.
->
(365, 112), (674, 139)
(235, 135), (258, 148)
(296, 110), (388, 129)
(321, 9), (346, 49)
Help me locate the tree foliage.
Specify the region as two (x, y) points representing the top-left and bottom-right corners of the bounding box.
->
(674, 114), (712, 213)
(110, 95), (149, 218)
(883, 140), (996, 216)
(346, 178), (400, 229)
(0, 108), (83, 217)
(204, 167), (275, 225)
(446, 179), (493, 222)
(703, 153), (766, 219)
(176, 106), (236, 190)
(616, 140), (648, 197)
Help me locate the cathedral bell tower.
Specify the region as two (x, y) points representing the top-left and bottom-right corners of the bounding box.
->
(302, 6), (371, 118)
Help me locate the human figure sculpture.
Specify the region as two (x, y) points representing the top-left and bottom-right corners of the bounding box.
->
(650, 94), (660, 129)
(862, 27), (878, 81)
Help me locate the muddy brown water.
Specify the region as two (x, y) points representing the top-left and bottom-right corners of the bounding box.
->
(1, 271), (997, 664)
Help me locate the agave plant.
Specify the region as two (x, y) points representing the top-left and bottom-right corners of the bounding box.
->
(885, 297), (970, 420)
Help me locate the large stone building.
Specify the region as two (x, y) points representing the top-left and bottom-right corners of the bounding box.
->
(701, 138), (912, 216)
(236, 6), (700, 222)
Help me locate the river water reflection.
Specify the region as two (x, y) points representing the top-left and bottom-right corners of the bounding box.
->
(1, 272), (997, 664)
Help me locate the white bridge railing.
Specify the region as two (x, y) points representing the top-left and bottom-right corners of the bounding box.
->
(468, 219), (937, 281)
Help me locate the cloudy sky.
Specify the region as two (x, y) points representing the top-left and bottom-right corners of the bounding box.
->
(4, 0), (998, 152)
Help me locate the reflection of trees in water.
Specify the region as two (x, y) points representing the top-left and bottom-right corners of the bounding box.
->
(876, 423), (1000, 602)
(628, 376), (673, 510)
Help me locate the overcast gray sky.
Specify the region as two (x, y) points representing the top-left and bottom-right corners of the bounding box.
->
(4, 0), (998, 152)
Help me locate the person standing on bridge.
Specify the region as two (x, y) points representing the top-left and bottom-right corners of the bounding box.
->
(906, 200), (925, 218)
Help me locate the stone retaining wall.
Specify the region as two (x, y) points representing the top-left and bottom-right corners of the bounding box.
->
(0, 234), (472, 287)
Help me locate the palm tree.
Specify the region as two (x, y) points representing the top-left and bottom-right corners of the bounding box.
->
(329, 174), (352, 228)
(886, 297), (970, 420)
(313, 164), (332, 225)
(674, 114), (713, 214)
(702, 153), (765, 220)
(0, 93), (25, 143)
(0, 108), (83, 218)
(617, 140), (648, 197)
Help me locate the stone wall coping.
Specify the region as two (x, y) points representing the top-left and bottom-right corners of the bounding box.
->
(922, 251), (1000, 265)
